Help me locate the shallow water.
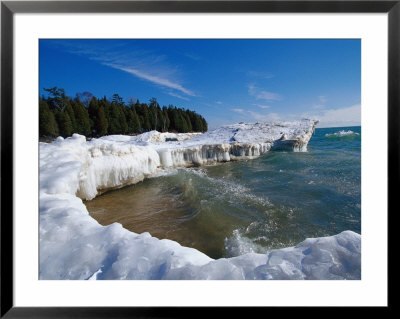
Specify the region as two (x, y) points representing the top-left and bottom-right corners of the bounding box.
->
(86, 126), (361, 259)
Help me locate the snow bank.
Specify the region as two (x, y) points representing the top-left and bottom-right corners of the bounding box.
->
(163, 230), (360, 280)
(39, 119), (361, 280)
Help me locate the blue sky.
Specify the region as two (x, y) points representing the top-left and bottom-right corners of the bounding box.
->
(39, 39), (360, 129)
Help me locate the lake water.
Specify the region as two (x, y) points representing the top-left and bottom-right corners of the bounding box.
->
(85, 126), (361, 259)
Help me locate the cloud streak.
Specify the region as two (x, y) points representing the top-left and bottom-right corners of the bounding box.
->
(248, 84), (282, 101)
(246, 71), (274, 79)
(232, 108), (245, 113)
(167, 91), (190, 101)
(253, 104), (271, 109)
(106, 63), (196, 97)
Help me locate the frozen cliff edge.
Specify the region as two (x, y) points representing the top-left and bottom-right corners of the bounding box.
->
(39, 119), (361, 280)
(156, 119), (319, 168)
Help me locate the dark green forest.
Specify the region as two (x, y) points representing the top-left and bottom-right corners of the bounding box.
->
(39, 87), (208, 138)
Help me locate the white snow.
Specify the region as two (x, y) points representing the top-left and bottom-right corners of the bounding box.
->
(39, 119), (361, 280)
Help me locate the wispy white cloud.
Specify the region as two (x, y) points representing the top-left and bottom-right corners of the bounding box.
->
(248, 84), (281, 101)
(232, 108), (245, 113)
(183, 52), (202, 61)
(216, 101), (223, 105)
(253, 103), (271, 109)
(247, 84), (257, 96)
(103, 64), (196, 97)
(247, 71), (274, 79)
(256, 91), (281, 101)
(167, 91), (190, 101)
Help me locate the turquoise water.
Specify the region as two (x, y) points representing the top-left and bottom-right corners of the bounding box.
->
(87, 126), (361, 259)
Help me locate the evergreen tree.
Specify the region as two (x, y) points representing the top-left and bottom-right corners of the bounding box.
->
(194, 117), (203, 132)
(95, 106), (108, 136)
(181, 113), (189, 133)
(167, 105), (175, 130)
(112, 93), (123, 105)
(148, 108), (156, 130)
(173, 110), (183, 132)
(108, 103), (121, 134)
(132, 110), (141, 133)
(141, 106), (152, 131)
(72, 101), (91, 135)
(125, 108), (134, 134)
(119, 106), (128, 134)
(39, 100), (59, 137)
(138, 115), (144, 131)
(185, 112), (192, 132)
(55, 110), (73, 137)
(149, 98), (159, 130)
(126, 102), (141, 133)
(157, 108), (164, 132)
(100, 97), (111, 125)
(88, 97), (99, 119)
(65, 102), (77, 134)
(201, 117), (208, 132)
(109, 102), (128, 134)
(88, 97), (100, 135)
(162, 106), (170, 132)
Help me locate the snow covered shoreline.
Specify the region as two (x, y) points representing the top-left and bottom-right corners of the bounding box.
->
(39, 119), (361, 280)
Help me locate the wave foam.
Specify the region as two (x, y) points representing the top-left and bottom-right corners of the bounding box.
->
(224, 228), (268, 257)
(325, 130), (360, 137)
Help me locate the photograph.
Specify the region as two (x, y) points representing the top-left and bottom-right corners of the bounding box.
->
(38, 38), (361, 280)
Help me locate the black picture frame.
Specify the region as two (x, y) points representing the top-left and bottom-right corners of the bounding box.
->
(1, 0), (396, 317)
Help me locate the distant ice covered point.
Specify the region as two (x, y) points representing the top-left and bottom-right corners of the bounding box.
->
(39, 118), (361, 280)
(97, 118), (319, 173)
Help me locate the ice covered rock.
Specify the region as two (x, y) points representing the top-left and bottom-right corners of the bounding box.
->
(155, 119), (318, 167)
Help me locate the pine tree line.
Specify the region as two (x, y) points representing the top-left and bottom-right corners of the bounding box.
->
(39, 87), (208, 138)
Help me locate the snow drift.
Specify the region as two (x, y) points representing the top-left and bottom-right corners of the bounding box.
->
(39, 119), (361, 280)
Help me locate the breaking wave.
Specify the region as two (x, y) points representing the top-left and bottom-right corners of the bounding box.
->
(224, 227), (269, 257)
(325, 130), (360, 138)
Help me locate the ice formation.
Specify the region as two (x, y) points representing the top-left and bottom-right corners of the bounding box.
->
(39, 119), (361, 280)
